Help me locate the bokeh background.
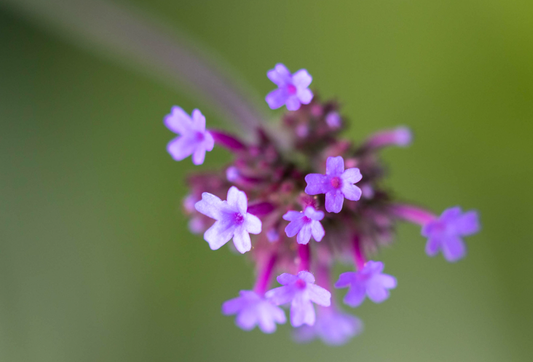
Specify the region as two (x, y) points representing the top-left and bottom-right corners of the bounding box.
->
(1, 0), (532, 361)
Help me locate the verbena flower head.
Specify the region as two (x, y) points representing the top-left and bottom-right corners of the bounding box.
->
(422, 206), (480, 262)
(265, 271), (331, 327)
(283, 206), (325, 244)
(164, 107), (214, 165)
(162, 63), (481, 345)
(335, 261), (397, 308)
(266, 63), (313, 111)
(294, 307), (363, 346)
(305, 156), (363, 213)
(222, 290), (286, 333)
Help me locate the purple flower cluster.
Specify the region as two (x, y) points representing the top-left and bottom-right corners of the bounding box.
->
(162, 63), (481, 345)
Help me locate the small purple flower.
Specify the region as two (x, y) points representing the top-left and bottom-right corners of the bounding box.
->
(194, 186), (262, 254)
(305, 156), (363, 213)
(222, 290), (286, 333)
(422, 206), (480, 262)
(335, 261), (397, 308)
(164, 107), (214, 165)
(265, 63), (313, 111)
(265, 271), (331, 327)
(283, 206), (325, 244)
(293, 309), (363, 346)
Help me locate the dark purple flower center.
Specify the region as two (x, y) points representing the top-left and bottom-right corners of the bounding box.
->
(195, 131), (205, 141)
(330, 176), (341, 189)
(234, 212), (244, 225)
(295, 279), (307, 289)
(287, 84), (297, 95)
(302, 216), (311, 223)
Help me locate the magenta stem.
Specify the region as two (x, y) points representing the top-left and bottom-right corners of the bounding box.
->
(298, 243), (311, 272)
(352, 235), (366, 271)
(391, 204), (437, 226)
(253, 252), (278, 296)
(247, 202), (275, 217)
(209, 130), (247, 151)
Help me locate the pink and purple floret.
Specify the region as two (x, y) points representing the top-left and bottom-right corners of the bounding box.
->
(162, 63), (481, 345)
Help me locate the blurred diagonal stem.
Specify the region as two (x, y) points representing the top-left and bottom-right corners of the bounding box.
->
(0, 0), (268, 133)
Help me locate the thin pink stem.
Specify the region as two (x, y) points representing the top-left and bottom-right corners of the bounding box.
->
(209, 130), (247, 151)
(391, 204), (437, 226)
(298, 243), (311, 272)
(364, 127), (412, 150)
(352, 235), (366, 271)
(253, 252), (277, 296)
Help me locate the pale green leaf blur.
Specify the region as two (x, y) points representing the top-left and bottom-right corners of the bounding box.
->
(0, 1), (532, 361)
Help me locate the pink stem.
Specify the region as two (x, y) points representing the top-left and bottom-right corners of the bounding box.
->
(247, 202), (275, 217)
(352, 235), (366, 271)
(364, 127), (412, 150)
(209, 130), (247, 151)
(391, 204), (437, 226)
(253, 252), (277, 296)
(298, 243), (311, 272)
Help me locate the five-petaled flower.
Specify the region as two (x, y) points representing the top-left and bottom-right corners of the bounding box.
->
(422, 206), (480, 262)
(222, 290), (286, 333)
(305, 156), (363, 213)
(293, 308), (363, 346)
(335, 261), (397, 308)
(194, 186), (262, 253)
(164, 107), (214, 165)
(266, 271), (331, 327)
(265, 63), (313, 111)
(283, 206), (325, 244)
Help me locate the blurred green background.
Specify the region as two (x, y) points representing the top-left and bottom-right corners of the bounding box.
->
(1, 0), (532, 361)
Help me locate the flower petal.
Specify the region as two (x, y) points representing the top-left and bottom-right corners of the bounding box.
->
(283, 210), (303, 221)
(222, 295), (247, 315)
(194, 192), (223, 220)
(456, 210), (480, 235)
(232, 227), (252, 254)
(286, 96), (301, 111)
(442, 235), (466, 262)
(267, 64), (291, 86)
(335, 272), (356, 288)
(297, 271), (316, 283)
(244, 213), (262, 234)
(265, 89), (288, 109)
(307, 284), (331, 307)
(325, 191), (344, 213)
(341, 168), (363, 184)
(285, 217), (306, 238)
(166, 136), (196, 161)
(310, 221), (325, 242)
(366, 284), (390, 303)
(204, 219), (235, 250)
(291, 295), (315, 327)
(304, 207), (324, 220)
(292, 69), (312, 88)
(304, 174), (328, 195)
(265, 285), (294, 305)
(296, 224), (312, 245)
(297, 88), (313, 104)
(164, 106), (192, 134)
(192, 147), (206, 165)
(191, 109), (206, 132)
(341, 184), (362, 201)
(425, 237), (441, 256)
(227, 186), (247, 214)
(326, 156), (345, 175)
(277, 273), (299, 285)
(343, 284), (366, 308)
(235, 306), (258, 330)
